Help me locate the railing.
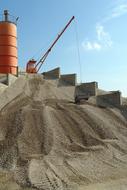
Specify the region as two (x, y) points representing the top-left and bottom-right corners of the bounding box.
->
(0, 64), (18, 76)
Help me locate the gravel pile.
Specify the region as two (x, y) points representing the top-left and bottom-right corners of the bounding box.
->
(0, 74), (127, 189)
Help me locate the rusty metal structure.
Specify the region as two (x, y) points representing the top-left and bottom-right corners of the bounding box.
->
(26, 16), (75, 73)
(0, 10), (18, 75)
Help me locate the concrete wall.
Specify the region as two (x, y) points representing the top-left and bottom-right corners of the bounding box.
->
(0, 74), (17, 86)
(42, 67), (60, 79)
(59, 74), (77, 86)
(0, 75), (26, 111)
(76, 82), (98, 97)
(7, 74), (17, 86)
(96, 91), (122, 107)
(0, 74), (8, 85)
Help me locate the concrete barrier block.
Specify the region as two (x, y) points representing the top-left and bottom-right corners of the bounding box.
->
(42, 67), (60, 79)
(96, 91), (122, 107)
(76, 82), (98, 96)
(0, 74), (17, 86)
(7, 74), (17, 86)
(0, 75), (26, 111)
(60, 74), (77, 86)
(0, 74), (8, 85)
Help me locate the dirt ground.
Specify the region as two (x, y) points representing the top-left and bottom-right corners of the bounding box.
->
(79, 178), (127, 190)
(0, 74), (127, 189)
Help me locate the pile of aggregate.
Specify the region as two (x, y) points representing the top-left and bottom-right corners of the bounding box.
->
(0, 74), (127, 189)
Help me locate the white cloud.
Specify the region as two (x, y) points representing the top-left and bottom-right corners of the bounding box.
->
(82, 41), (101, 51)
(81, 0), (127, 52)
(102, 1), (127, 22)
(96, 24), (113, 48)
(111, 3), (127, 18)
(82, 24), (113, 51)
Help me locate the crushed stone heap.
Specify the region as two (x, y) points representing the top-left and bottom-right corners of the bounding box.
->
(0, 74), (127, 190)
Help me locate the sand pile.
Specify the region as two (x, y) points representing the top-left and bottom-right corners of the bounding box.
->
(0, 74), (127, 189)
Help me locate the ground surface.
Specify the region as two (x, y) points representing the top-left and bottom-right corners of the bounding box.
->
(0, 74), (127, 189)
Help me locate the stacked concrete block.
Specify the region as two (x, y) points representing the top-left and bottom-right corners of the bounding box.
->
(96, 91), (122, 107)
(59, 74), (77, 86)
(76, 82), (98, 96)
(42, 67), (60, 79)
(74, 81), (98, 102)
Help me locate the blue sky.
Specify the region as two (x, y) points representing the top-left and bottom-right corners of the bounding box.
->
(1, 0), (127, 96)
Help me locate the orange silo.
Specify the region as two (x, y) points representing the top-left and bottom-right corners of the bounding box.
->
(0, 10), (18, 75)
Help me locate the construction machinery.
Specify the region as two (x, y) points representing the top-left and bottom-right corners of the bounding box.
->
(26, 16), (75, 73)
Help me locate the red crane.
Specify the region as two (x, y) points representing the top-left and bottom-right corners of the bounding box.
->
(26, 16), (75, 73)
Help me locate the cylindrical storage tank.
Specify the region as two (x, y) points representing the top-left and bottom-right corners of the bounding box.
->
(0, 10), (18, 75)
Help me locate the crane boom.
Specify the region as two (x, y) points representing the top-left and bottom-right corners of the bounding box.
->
(26, 16), (75, 73)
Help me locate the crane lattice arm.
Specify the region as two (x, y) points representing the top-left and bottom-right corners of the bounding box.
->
(26, 16), (75, 73)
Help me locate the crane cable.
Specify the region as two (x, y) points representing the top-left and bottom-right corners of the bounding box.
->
(74, 19), (82, 83)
